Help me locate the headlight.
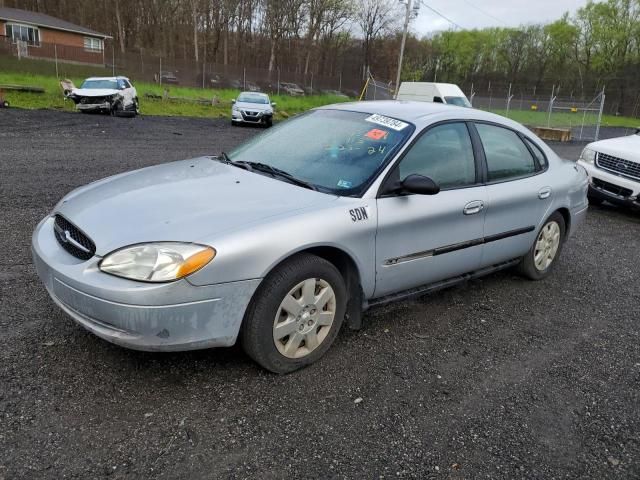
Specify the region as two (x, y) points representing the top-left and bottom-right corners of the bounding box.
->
(100, 242), (215, 282)
(579, 148), (596, 164)
(232, 105), (239, 112)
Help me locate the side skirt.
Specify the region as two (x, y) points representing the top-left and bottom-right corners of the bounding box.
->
(365, 258), (520, 309)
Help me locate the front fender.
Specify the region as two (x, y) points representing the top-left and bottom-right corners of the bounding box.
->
(186, 200), (378, 298)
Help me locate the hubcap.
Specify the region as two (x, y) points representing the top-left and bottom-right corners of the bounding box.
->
(273, 278), (336, 359)
(534, 221), (561, 271)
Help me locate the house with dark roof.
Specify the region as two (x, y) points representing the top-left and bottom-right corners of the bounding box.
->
(0, 7), (111, 65)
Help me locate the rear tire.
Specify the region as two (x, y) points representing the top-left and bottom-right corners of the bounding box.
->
(517, 212), (566, 280)
(240, 253), (347, 373)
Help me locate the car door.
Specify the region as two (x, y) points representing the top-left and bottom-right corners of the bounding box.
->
(374, 121), (487, 298)
(473, 122), (553, 267)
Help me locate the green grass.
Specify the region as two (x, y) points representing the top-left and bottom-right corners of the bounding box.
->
(0, 71), (352, 119)
(489, 108), (640, 129)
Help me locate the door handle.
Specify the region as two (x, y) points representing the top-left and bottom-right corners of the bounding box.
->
(463, 200), (484, 215)
(538, 187), (552, 199)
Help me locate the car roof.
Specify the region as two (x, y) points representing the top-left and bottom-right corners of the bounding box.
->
(84, 76), (130, 81)
(239, 91), (268, 96)
(317, 100), (527, 130)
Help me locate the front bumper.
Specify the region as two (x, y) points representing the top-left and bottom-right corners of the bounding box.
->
(76, 102), (111, 111)
(577, 160), (640, 208)
(231, 110), (272, 124)
(32, 216), (261, 351)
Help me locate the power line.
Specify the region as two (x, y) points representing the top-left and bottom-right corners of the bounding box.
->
(419, 0), (465, 30)
(460, 0), (508, 26)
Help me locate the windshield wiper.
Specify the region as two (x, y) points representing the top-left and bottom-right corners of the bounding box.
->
(240, 162), (318, 191)
(213, 152), (254, 171)
(213, 155), (318, 191)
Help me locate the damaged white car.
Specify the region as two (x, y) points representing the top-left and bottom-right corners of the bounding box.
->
(68, 76), (139, 117)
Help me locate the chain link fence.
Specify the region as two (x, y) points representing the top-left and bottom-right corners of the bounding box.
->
(359, 72), (394, 101)
(0, 37), (362, 97)
(464, 83), (632, 141)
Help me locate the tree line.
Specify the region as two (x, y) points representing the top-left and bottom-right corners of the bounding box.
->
(4, 0), (640, 113)
(402, 0), (640, 113)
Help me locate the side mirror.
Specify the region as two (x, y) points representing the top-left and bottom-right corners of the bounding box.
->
(231, 99), (236, 104)
(400, 174), (440, 195)
(271, 102), (276, 107)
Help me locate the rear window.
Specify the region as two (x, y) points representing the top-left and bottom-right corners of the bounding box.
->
(524, 138), (548, 168)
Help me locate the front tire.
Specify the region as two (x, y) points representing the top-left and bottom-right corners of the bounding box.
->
(517, 212), (566, 280)
(240, 253), (347, 373)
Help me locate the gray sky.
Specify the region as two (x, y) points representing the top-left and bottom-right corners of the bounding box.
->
(411, 0), (594, 34)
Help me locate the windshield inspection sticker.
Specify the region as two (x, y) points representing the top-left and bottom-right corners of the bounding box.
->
(337, 179), (353, 188)
(365, 128), (388, 140)
(365, 114), (409, 131)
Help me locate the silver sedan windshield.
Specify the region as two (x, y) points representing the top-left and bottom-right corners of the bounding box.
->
(227, 110), (414, 195)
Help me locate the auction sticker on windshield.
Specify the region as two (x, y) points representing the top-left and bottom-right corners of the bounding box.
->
(365, 114), (409, 131)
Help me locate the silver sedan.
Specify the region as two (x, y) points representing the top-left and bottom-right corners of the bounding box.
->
(32, 101), (589, 373)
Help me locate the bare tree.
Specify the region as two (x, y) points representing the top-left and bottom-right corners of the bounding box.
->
(356, 0), (399, 76)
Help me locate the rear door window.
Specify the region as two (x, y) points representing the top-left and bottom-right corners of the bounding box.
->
(476, 124), (536, 182)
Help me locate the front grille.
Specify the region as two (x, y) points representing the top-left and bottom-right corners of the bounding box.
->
(592, 178), (633, 198)
(53, 215), (96, 260)
(596, 152), (640, 181)
(81, 96), (108, 104)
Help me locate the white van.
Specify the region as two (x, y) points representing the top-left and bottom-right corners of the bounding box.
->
(396, 82), (471, 107)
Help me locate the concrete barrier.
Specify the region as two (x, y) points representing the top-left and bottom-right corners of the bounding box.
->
(531, 126), (572, 142)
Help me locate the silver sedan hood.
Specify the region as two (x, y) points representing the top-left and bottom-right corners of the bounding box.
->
(55, 157), (335, 255)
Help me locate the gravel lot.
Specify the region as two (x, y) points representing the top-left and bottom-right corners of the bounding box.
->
(1, 110), (639, 479)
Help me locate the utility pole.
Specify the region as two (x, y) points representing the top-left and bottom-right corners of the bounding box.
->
(394, 0), (412, 98)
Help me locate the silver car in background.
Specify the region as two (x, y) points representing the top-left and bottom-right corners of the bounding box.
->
(231, 92), (275, 127)
(32, 101), (588, 373)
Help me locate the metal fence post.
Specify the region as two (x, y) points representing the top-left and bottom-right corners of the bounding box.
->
(159, 57), (162, 87)
(339, 73), (342, 92)
(202, 62), (206, 89)
(277, 69), (280, 95)
(547, 84), (556, 128)
(594, 88), (605, 141)
(112, 43), (115, 76)
(54, 44), (58, 78)
(310, 72), (313, 94)
(243, 68), (246, 90)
